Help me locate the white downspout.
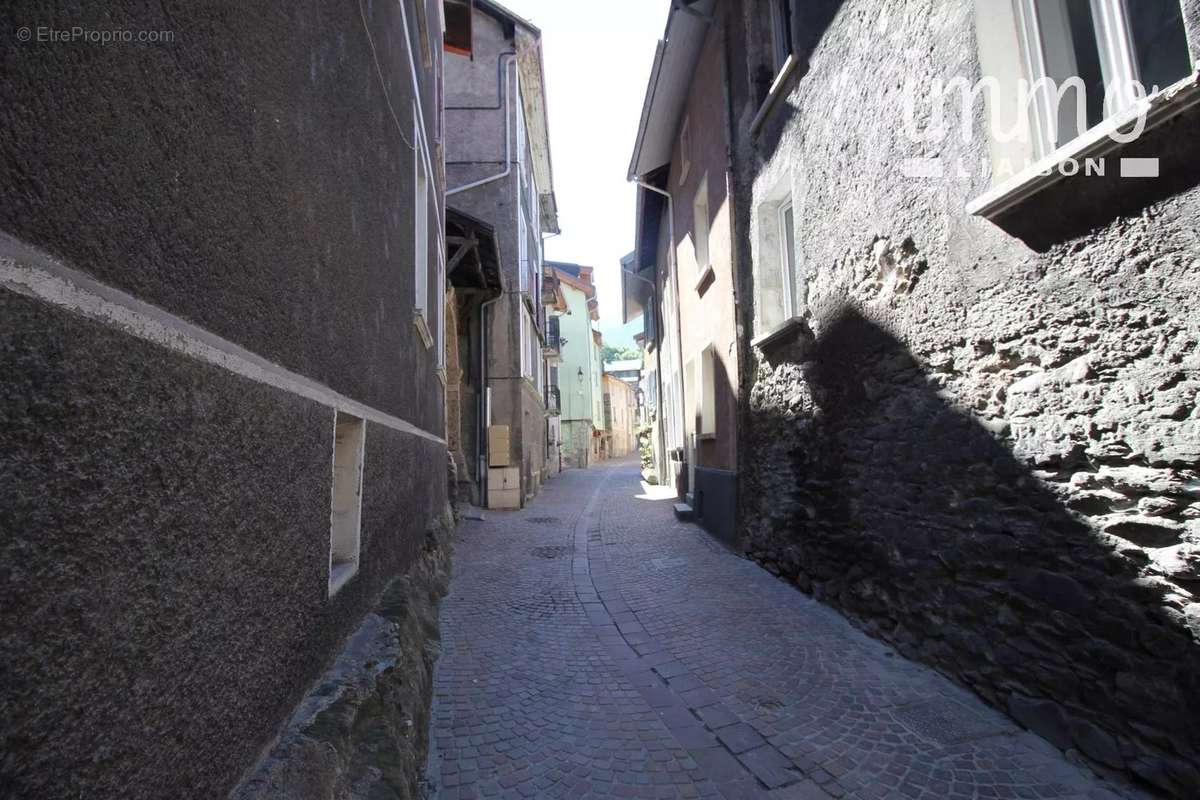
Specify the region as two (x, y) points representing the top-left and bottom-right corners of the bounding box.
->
(448, 55), (517, 196)
(632, 178), (687, 494)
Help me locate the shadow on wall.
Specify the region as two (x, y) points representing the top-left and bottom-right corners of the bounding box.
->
(743, 307), (1200, 796)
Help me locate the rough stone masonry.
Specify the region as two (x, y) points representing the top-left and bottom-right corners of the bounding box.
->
(732, 1), (1200, 796)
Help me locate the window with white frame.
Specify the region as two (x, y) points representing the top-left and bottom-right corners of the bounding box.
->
(518, 212), (528, 294)
(753, 185), (799, 339)
(437, 248), (446, 372)
(519, 305), (529, 378)
(530, 308), (540, 382)
(329, 411), (365, 596)
(778, 200), (797, 318)
(696, 344), (716, 438)
(519, 305), (539, 381)
(414, 110), (432, 348)
(692, 175), (711, 274)
(679, 116), (691, 183)
(769, 0), (794, 74)
(1013, 0), (1193, 157)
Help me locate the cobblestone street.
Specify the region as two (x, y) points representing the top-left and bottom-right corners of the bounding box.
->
(426, 460), (1146, 800)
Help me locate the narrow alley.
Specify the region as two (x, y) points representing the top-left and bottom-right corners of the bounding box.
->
(426, 461), (1142, 800)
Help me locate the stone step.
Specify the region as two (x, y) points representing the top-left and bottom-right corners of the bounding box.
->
(673, 502), (695, 521)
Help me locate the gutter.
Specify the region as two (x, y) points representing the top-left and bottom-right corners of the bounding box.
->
(478, 288), (503, 499)
(448, 54), (517, 197)
(632, 179), (687, 486)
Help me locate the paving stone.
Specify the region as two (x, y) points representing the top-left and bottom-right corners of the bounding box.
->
(737, 745), (802, 789)
(768, 780), (830, 799)
(690, 747), (748, 783)
(697, 704), (741, 730)
(717, 724), (767, 754)
(426, 462), (1148, 800)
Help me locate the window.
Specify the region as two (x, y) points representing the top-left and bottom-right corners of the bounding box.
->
(752, 188), (800, 340)
(519, 306), (529, 378)
(444, 0), (473, 56)
(518, 212), (529, 294)
(519, 306), (539, 381)
(679, 116), (691, 183)
(692, 176), (711, 274)
(437, 248), (446, 372)
(769, 0), (794, 73)
(329, 411), (365, 596)
(414, 109), (432, 348)
(696, 345), (717, 438)
(778, 199), (797, 320)
(1014, 0), (1192, 156)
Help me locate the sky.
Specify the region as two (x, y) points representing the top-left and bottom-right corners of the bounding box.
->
(501, 0), (668, 350)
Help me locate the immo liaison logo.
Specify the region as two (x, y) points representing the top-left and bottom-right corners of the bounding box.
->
(899, 75), (1160, 181)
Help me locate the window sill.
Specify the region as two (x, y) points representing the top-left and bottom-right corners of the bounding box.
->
(328, 561), (358, 597)
(967, 71), (1200, 220)
(751, 55), (800, 136)
(414, 313), (433, 349)
(751, 315), (809, 350)
(697, 432), (717, 442)
(436, 367), (447, 387)
(694, 264), (715, 295)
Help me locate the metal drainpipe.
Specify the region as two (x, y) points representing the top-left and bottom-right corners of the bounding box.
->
(479, 289), (504, 501)
(448, 54), (517, 197)
(633, 179), (687, 493)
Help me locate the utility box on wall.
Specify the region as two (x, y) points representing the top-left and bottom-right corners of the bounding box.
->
(487, 466), (520, 509)
(487, 425), (510, 466)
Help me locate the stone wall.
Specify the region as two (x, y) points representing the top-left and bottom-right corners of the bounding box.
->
(234, 511), (454, 800)
(731, 1), (1200, 794)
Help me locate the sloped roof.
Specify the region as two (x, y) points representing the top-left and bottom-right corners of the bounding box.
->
(627, 0), (716, 180)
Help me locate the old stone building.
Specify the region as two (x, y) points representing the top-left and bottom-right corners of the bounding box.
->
(548, 261), (605, 469)
(0, 1), (452, 798)
(444, 0), (559, 508)
(603, 370), (639, 459)
(626, 0), (743, 544)
(445, 208), (504, 507)
(630, 0), (1200, 795)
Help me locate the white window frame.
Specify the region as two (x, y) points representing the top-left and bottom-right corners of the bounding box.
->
(969, 0), (1195, 218)
(692, 175), (711, 274)
(769, 0), (794, 74)
(436, 246), (446, 375)
(517, 211), (529, 295)
(777, 199), (797, 320)
(519, 306), (529, 379)
(679, 116), (691, 184)
(696, 344), (717, 439)
(413, 108), (432, 349)
(329, 411), (366, 596)
(1013, 0), (1136, 157)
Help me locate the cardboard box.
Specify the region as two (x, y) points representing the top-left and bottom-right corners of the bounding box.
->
(488, 425), (510, 466)
(489, 466), (520, 490)
(487, 488), (521, 509)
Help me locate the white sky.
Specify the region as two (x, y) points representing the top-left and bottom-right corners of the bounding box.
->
(501, 0), (668, 349)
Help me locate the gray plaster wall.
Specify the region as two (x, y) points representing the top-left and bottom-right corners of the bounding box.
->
(445, 9), (547, 502)
(1, 1), (448, 796)
(0, 0), (445, 433)
(1, 291), (446, 799)
(729, 0), (1200, 794)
